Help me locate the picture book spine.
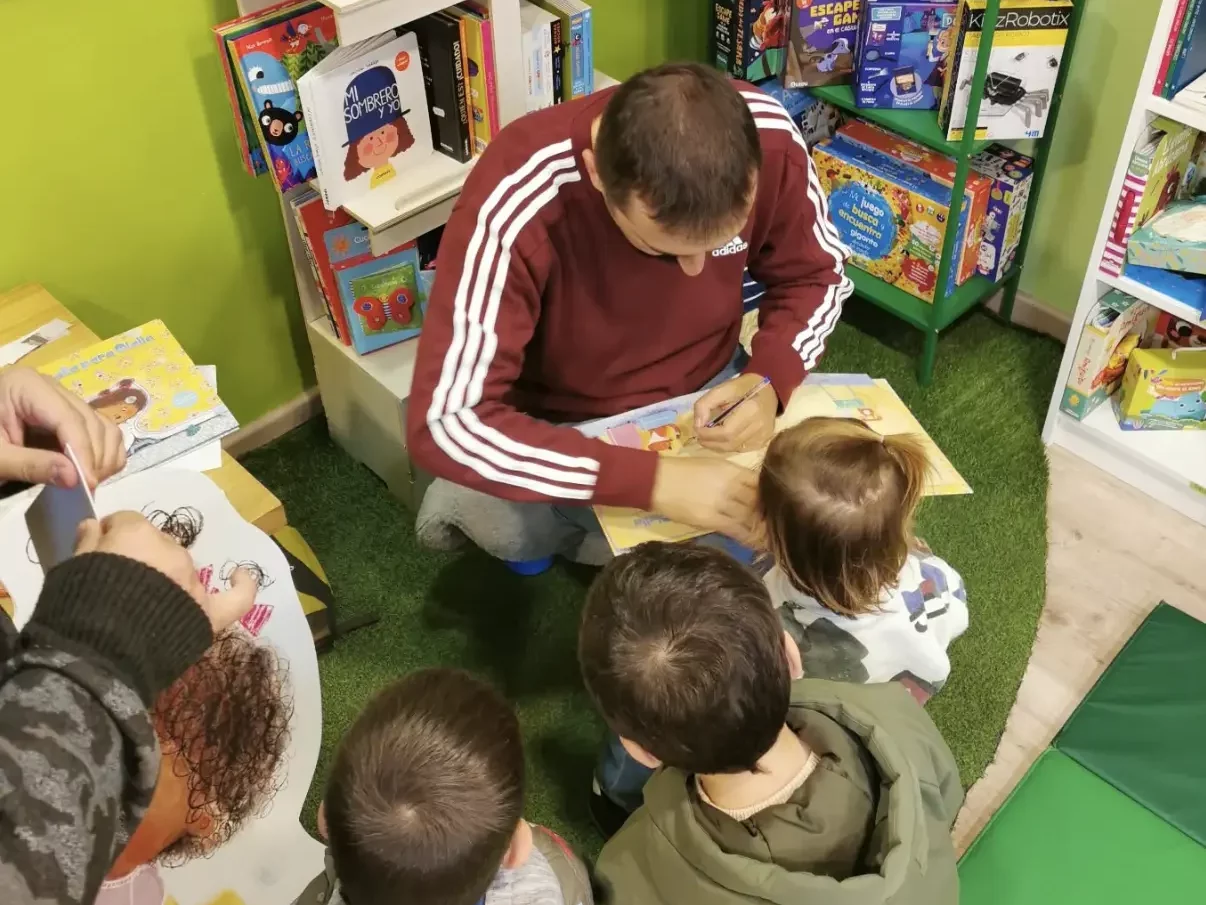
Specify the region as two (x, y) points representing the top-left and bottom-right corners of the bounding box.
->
(713, 0), (738, 75)
(1156, 0), (1193, 96)
(456, 15), (477, 150)
(417, 15), (473, 163)
(455, 11), (492, 153)
(938, 0), (973, 140)
(542, 16), (555, 109)
(291, 201), (342, 339)
(549, 16), (564, 104)
(569, 10), (586, 98)
(1168, 0), (1206, 97)
(297, 76), (331, 209)
(480, 16), (502, 134)
(213, 27), (258, 177)
(581, 5), (594, 94)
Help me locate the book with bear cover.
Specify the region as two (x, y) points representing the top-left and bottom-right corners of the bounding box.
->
(298, 30), (434, 212)
(228, 6), (337, 192)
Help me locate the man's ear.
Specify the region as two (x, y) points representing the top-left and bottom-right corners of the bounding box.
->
(581, 147), (605, 194)
(784, 630), (804, 681)
(500, 819), (533, 870)
(620, 736), (662, 770)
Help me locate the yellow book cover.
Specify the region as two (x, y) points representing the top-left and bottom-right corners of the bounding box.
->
(38, 320), (238, 479)
(587, 375), (971, 554)
(451, 8), (493, 154)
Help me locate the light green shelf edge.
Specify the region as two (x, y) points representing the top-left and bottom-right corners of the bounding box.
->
(847, 266), (1011, 332)
(809, 84), (993, 158)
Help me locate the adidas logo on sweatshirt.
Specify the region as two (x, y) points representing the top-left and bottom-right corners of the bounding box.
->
(712, 236), (749, 257)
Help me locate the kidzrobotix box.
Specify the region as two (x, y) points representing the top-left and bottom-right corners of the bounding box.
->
(1116, 347), (1206, 431)
(812, 135), (976, 302)
(1059, 290), (1154, 421)
(971, 143), (1035, 281)
(853, 2), (957, 110)
(939, 0), (1073, 142)
(836, 120), (989, 288)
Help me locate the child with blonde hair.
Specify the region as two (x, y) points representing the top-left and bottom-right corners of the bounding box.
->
(759, 416), (968, 700)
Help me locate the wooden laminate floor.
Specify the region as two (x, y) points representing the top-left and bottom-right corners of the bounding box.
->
(952, 445), (1206, 852)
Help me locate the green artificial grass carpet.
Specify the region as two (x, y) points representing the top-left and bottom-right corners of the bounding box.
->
(241, 301), (1062, 857)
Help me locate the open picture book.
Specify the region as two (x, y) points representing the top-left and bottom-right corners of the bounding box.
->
(578, 373), (972, 554)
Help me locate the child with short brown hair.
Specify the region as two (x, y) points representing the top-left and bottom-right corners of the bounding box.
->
(315, 668), (592, 905)
(759, 416), (968, 699)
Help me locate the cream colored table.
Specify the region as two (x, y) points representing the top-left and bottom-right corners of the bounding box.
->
(0, 283), (286, 534)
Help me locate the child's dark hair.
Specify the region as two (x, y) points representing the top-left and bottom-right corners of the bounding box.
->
(325, 668), (524, 905)
(594, 62), (761, 240)
(758, 417), (931, 617)
(579, 542), (790, 775)
(154, 628), (292, 864)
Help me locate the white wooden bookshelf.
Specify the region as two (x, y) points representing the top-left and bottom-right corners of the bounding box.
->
(1043, 0), (1206, 527)
(237, 0), (617, 502)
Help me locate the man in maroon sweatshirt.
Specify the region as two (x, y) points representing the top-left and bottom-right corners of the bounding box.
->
(407, 62), (851, 564)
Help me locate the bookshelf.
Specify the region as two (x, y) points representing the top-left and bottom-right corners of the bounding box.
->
(236, 0), (616, 502)
(1043, 0), (1206, 529)
(802, 2), (1084, 385)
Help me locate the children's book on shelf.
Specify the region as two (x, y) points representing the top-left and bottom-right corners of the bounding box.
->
(415, 12), (474, 163)
(853, 2), (956, 109)
(580, 374), (971, 554)
(37, 322), (239, 481)
(1100, 116), (1198, 278)
(213, 0), (324, 178)
(228, 5), (337, 193)
(298, 30), (434, 213)
(714, 0), (790, 83)
(782, 0), (860, 89)
(289, 188), (355, 343)
(1167, 0), (1206, 99)
(1151, 310), (1206, 349)
(1059, 289), (1154, 421)
(520, 0), (557, 112)
(1115, 347), (1206, 431)
(938, 0), (1072, 142)
(1156, 0), (1195, 97)
(533, 0), (592, 101)
(451, 3), (502, 154)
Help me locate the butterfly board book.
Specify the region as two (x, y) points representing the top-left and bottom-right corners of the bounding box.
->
(37, 322), (238, 482)
(580, 374), (971, 554)
(229, 5), (337, 193)
(324, 222), (430, 354)
(299, 30), (434, 213)
(213, 0), (330, 178)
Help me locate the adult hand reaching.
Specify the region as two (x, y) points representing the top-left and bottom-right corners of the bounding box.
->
(0, 366), (126, 488)
(75, 512), (257, 633)
(649, 456), (760, 545)
(693, 372), (777, 454)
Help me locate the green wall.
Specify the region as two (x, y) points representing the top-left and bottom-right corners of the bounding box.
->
(0, 0), (1158, 427)
(1018, 0), (1161, 313)
(0, 0), (308, 423)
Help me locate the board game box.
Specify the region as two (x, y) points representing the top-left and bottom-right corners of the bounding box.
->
(714, 0), (791, 83)
(970, 143), (1034, 282)
(853, 2), (957, 109)
(782, 0), (862, 89)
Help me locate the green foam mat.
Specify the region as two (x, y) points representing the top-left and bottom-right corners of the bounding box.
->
(960, 750), (1206, 904)
(1055, 603), (1206, 847)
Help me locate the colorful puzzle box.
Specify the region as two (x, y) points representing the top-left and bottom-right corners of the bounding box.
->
(1115, 347), (1206, 431)
(782, 0), (862, 89)
(812, 134), (976, 302)
(836, 120), (989, 288)
(971, 143), (1034, 282)
(755, 78), (842, 146)
(853, 1), (957, 110)
(713, 0), (791, 83)
(1059, 290), (1153, 421)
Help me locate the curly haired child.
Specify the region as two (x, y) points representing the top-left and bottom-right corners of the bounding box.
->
(759, 416), (968, 701)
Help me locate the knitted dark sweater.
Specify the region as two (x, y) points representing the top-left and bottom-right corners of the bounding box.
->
(0, 552), (211, 905)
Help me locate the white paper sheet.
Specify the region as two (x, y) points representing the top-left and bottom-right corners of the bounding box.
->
(0, 318), (70, 367)
(0, 470), (325, 905)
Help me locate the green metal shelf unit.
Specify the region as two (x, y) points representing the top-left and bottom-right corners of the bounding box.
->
(805, 1), (1083, 385)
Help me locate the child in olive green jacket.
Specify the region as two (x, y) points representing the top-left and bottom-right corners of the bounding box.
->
(579, 543), (963, 905)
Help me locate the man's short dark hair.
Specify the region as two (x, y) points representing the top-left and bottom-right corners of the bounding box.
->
(325, 668), (524, 905)
(594, 62), (762, 239)
(579, 542), (790, 775)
